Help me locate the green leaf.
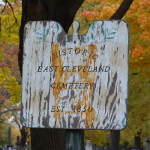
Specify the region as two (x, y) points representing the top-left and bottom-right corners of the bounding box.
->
(8, 0), (16, 3)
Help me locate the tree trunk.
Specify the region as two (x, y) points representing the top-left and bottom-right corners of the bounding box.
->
(110, 130), (120, 150)
(135, 133), (141, 149)
(20, 126), (28, 147)
(19, 0), (85, 72)
(19, 0), (84, 150)
(30, 129), (65, 150)
(19, 0), (134, 149)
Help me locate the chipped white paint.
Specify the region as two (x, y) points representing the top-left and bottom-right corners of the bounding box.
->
(21, 20), (129, 129)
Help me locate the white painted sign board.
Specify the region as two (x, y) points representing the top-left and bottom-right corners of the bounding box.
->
(21, 20), (129, 129)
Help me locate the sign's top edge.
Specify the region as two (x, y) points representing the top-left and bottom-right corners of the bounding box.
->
(24, 20), (129, 35)
(25, 19), (128, 24)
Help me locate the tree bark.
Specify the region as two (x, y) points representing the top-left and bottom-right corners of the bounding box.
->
(30, 129), (65, 150)
(135, 134), (141, 149)
(110, 130), (120, 150)
(20, 126), (28, 147)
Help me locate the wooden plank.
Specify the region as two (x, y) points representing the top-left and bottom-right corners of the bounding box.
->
(21, 20), (129, 129)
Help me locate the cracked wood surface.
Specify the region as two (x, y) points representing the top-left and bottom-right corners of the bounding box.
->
(21, 20), (129, 129)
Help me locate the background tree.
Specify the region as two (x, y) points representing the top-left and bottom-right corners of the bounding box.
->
(0, 1), (29, 148)
(0, 0), (21, 107)
(84, 130), (109, 147)
(80, 0), (150, 148)
(2, 0), (147, 149)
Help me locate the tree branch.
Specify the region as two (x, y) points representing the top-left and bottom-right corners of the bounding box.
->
(0, 100), (5, 106)
(0, 2), (7, 14)
(0, 1), (19, 37)
(110, 0), (134, 19)
(6, 0), (19, 24)
(0, 108), (20, 115)
(1, 0), (19, 24)
(12, 110), (21, 128)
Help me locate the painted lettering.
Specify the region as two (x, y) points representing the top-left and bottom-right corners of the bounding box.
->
(79, 83), (85, 89)
(52, 45), (99, 60)
(75, 48), (80, 54)
(37, 65), (110, 72)
(51, 105), (93, 112)
(78, 66), (82, 72)
(50, 82), (95, 89)
(38, 66), (43, 72)
(92, 54), (98, 59)
(84, 83), (89, 89)
(72, 66), (77, 72)
(49, 66), (54, 72)
(82, 49), (88, 56)
(54, 66), (59, 71)
(43, 66), (48, 72)
(51, 106), (65, 112)
(99, 65), (104, 72)
(93, 66), (97, 72)
(89, 83), (94, 89)
(62, 49), (66, 55)
(62, 66), (70, 71)
(83, 66), (88, 72)
(104, 66), (110, 72)
(68, 48), (73, 54)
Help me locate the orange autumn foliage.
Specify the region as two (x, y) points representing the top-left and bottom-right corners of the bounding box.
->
(80, 0), (150, 61)
(77, 0), (150, 145)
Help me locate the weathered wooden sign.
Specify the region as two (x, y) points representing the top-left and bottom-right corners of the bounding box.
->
(21, 20), (129, 129)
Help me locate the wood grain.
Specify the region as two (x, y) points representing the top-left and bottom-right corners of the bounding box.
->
(21, 20), (129, 129)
